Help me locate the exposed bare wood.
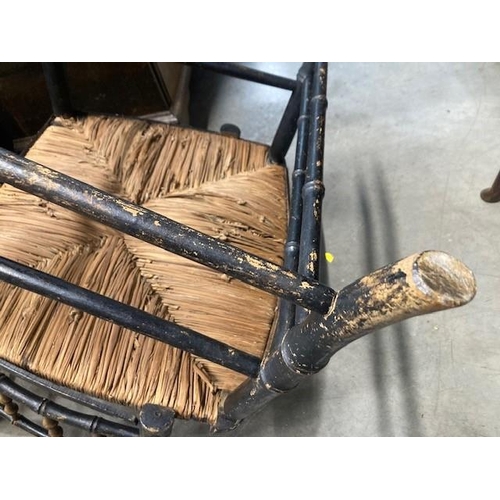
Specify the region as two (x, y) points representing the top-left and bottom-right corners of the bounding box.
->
(0, 115), (288, 424)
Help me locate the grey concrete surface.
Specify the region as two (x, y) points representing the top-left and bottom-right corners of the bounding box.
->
(2, 63), (499, 437)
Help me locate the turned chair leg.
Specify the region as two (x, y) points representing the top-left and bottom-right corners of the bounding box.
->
(481, 169), (500, 203)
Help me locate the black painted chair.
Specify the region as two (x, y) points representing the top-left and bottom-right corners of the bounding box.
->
(0, 63), (476, 436)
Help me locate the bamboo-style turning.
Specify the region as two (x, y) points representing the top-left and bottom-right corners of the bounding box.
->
(221, 251), (476, 426)
(0, 115), (289, 424)
(0, 62), (479, 436)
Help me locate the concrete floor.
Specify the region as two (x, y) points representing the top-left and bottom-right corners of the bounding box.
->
(2, 63), (499, 436)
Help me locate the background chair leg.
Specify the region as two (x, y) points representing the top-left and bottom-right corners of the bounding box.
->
(480, 169), (500, 202)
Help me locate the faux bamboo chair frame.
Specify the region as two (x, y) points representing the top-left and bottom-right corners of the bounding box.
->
(0, 63), (476, 437)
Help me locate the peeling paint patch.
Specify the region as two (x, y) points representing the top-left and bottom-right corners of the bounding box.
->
(117, 200), (142, 217)
(245, 254), (275, 271)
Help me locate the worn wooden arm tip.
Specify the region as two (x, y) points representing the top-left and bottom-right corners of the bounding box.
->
(413, 251), (476, 308)
(327, 250), (477, 343)
(277, 250), (476, 376)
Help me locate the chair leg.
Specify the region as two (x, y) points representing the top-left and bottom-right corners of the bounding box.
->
(139, 405), (175, 437)
(480, 169), (500, 203)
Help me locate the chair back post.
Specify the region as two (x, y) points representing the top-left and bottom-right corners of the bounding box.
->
(41, 63), (73, 117)
(268, 63), (314, 165)
(267, 67), (314, 354)
(216, 63), (329, 429)
(296, 61), (328, 322)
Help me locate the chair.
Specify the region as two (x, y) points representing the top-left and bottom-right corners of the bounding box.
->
(481, 169), (500, 202)
(0, 63), (476, 436)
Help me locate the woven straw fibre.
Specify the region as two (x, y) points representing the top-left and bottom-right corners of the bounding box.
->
(0, 115), (288, 424)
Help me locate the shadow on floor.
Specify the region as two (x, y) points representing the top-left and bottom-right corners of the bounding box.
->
(357, 164), (423, 437)
(172, 369), (326, 436)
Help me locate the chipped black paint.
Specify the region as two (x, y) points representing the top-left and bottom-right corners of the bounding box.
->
(0, 148), (336, 315)
(139, 404), (175, 436)
(221, 251), (476, 428)
(268, 69), (313, 354)
(0, 255), (261, 377)
(296, 63), (328, 323)
(0, 374), (139, 436)
(221, 63), (331, 427)
(0, 357), (137, 422)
